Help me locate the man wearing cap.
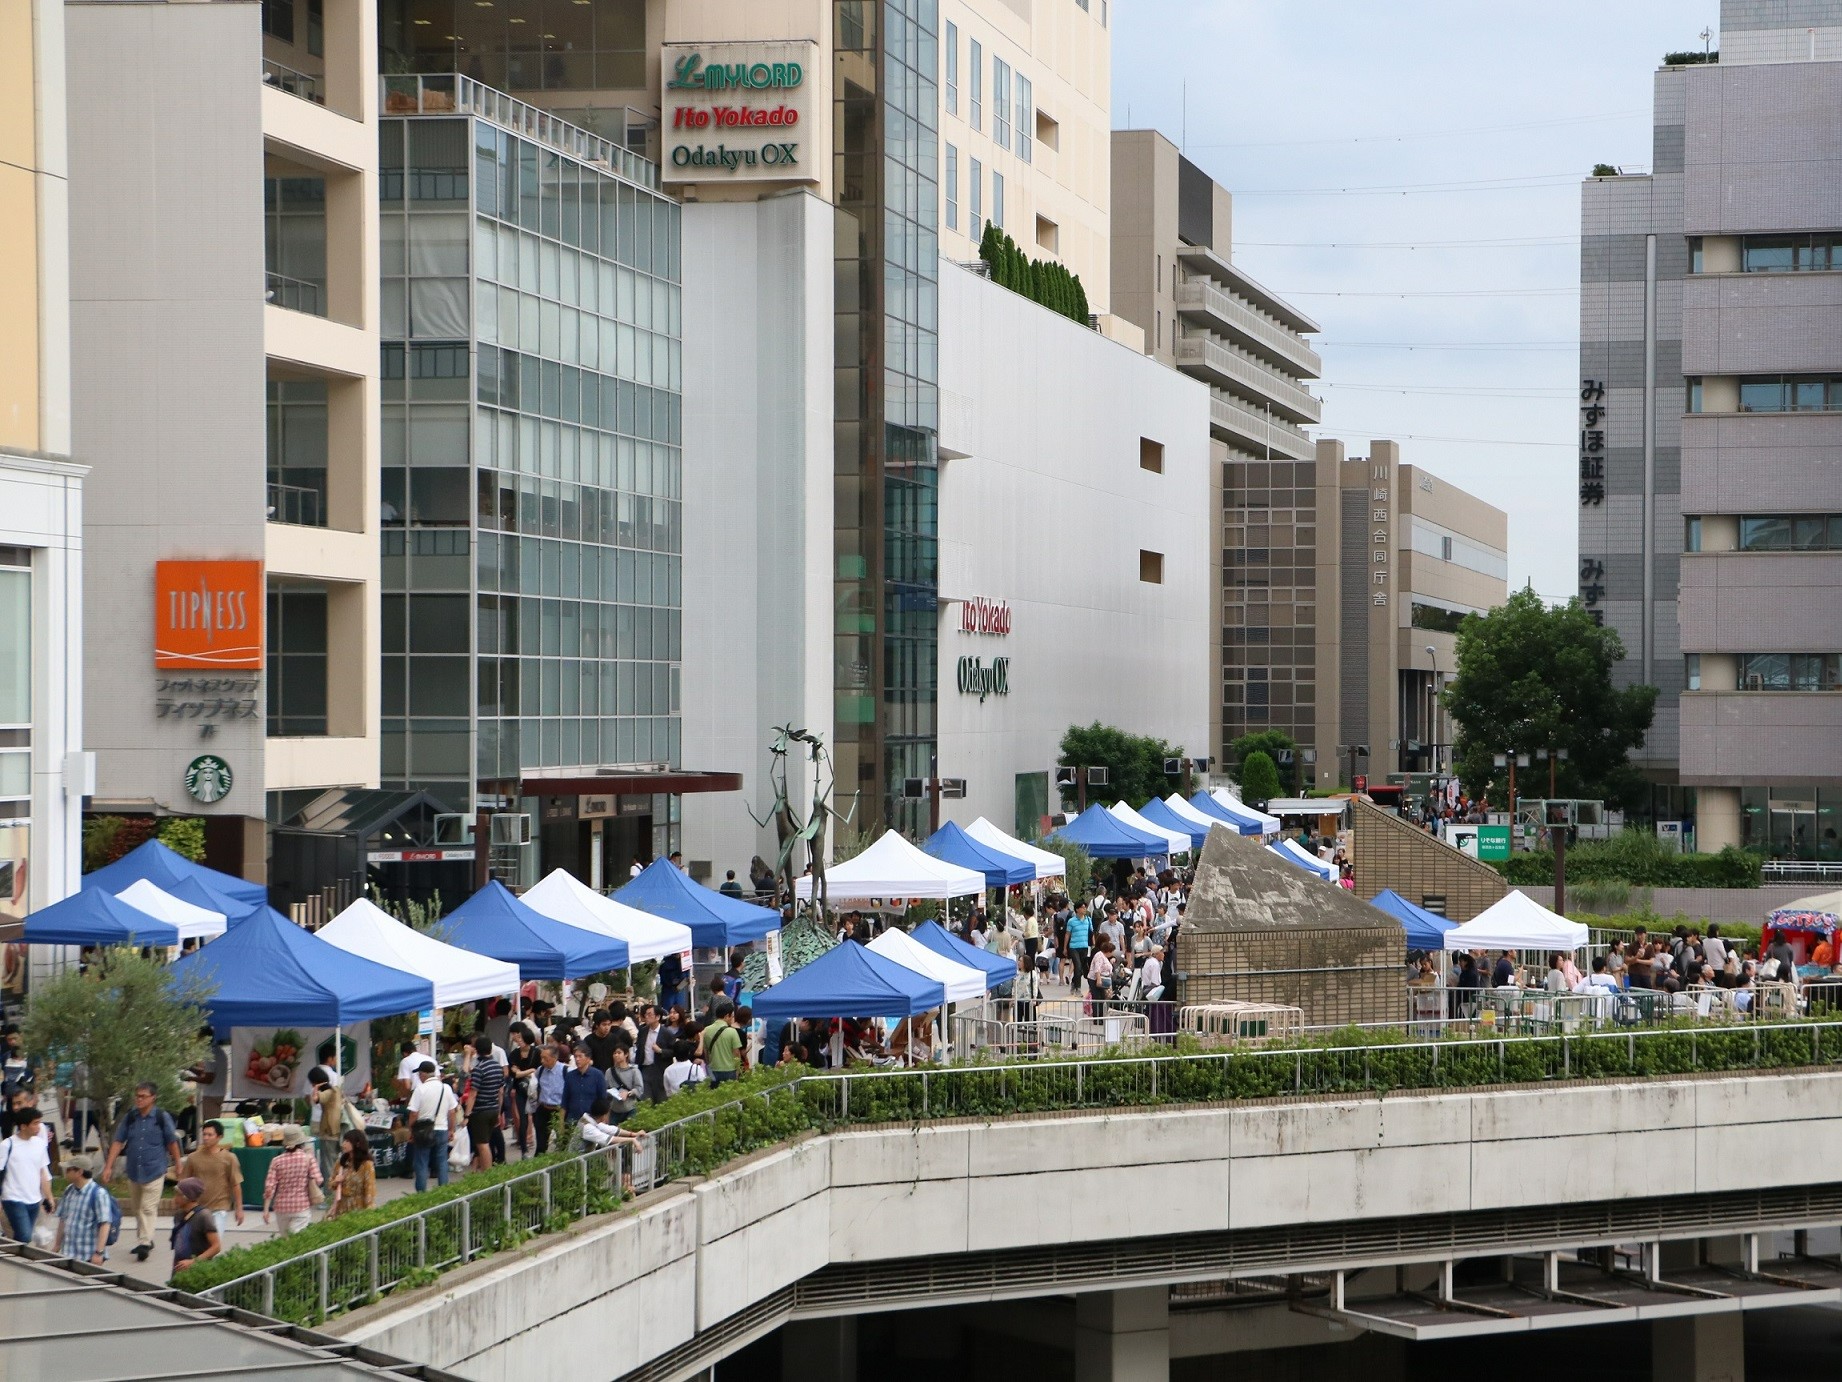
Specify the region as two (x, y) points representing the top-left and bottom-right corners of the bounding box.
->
(260, 1126), (322, 1237)
(169, 1177), (222, 1276)
(54, 1154), (111, 1266)
(405, 1061), (459, 1192)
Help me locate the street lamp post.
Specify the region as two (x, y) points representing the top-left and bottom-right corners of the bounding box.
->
(1424, 644), (1441, 776)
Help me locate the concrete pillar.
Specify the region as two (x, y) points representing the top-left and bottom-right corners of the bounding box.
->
(1697, 786), (1742, 853)
(1075, 1287), (1169, 1382)
(781, 1318), (858, 1382)
(1653, 1314), (1744, 1382)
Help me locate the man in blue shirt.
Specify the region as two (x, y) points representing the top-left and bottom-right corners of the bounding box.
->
(532, 1043), (567, 1155)
(561, 1045), (607, 1124)
(100, 1082), (180, 1262)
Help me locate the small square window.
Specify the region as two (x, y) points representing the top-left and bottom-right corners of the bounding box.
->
(1139, 550), (1164, 584)
(1139, 438), (1163, 473)
(1036, 110), (1060, 151)
(1036, 215), (1059, 253)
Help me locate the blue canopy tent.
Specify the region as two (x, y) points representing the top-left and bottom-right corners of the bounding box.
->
(1369, 890), (1456, 950)
(1187, 791), (1263, 837)
(1268, 838), (1337, 881)
(170, 904), (434, 1032)
(82, 839), (269, 912)
(1138, 798), (1208, 851)
(23, 888), (181, 948)
(922, 821), (1033, 888)
(751, 940), (946, 1022)
(446, 880), (631, 979)
(610, 859), (779, 948)
(1048, 805), (1169, 859)
(910, 920), (1014, 990)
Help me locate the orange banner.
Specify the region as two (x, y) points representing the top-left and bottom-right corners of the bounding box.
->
(155, 560), (264, 669)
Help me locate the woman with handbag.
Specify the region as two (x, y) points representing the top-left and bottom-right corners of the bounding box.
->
(260, 1125), (323, 1236)
(327, 1129), (375, 1219)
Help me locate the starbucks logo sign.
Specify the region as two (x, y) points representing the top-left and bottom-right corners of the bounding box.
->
(185, 754), (234, 804)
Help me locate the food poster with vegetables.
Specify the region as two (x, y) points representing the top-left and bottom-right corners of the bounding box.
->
(228, 1023), (371, 1098)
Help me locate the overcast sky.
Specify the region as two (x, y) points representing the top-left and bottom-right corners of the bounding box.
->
(1112, 0), (1717, 603)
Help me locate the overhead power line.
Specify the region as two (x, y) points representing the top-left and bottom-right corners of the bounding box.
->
(1237, 236), (1579, 249)
(1184, 109), (1647, 151)
(1280, 287), (1579, 298)
(1320, 340), (1578, 351)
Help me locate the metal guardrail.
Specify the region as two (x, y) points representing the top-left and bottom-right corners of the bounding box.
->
(380, 74), (659, 190)
(1763, 860), (1842, 884)
(265, 271), (325, 317)
(267, 480), (326, 528)
(262, 58), (325, 105)
(194, 1020), (1842, 1324)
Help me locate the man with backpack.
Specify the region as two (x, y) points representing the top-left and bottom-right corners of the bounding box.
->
(54, 1154), (115, 1265)
(100, 1082), (181, 1263)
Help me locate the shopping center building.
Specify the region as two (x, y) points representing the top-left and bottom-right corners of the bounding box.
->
(0, 0), (88, 989)
(1581, 0), (1842, 856)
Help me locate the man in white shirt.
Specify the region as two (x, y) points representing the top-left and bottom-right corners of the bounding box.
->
(394, 1042), (425, 1099)
(662, 1044), (698, 1097)
(0, 1106), (54, 1243)
(405, 1063), (459, 1193)
(1139, 948), (1166, 1002)
(1702, 925), (1728, 973)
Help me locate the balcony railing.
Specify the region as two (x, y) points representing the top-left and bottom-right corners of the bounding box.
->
(262, 59), (325, 106)
(265, 271), (325, 317)
(1210, 389), (1315, 460)
(1175, 277), (1323, 380)
(381, 74), (659, 190)
(267, 481), (326, 528)
(1176, 331), (1323, 425)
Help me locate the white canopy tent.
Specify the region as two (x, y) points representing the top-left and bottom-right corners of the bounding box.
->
(523, 869), (694, 964)
(964, 817), (1066, 880)
(319, 898), (521, 1007)
(1440, 891), (1589, 953)
(1162, 794), (1223, 835)
(1210, 787), (1282, 836)
(866, 928), (987, 1004)
(1107, 801), (1189, 856)
(114, 879), (227, 942)
(1269, 837), (1337, 881)
(794, 830), (985, 901)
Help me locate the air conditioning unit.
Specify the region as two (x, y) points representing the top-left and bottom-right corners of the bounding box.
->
(433, 813), (475, 847)
(489, 813), (532, 847)
(1086, 766), (1110, 785)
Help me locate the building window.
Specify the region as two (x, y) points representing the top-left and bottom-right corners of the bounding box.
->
(1738, 515), (1842, 550)
(945, 144), (958, 231)
(1685, 516), (1702, 551)
(1686, 653), (1700, 691)
(1736, 376), (1842, 412)
(1409, 602), (1469, 635)
(267, 586), (329, 737)
(1155, 310), (1160, 348)
(1689, 237), (1703, 274)
(1139, 550), (1164, 583)
(945, 21), (958, 116)
(969, 39), (982, 131)
(1687, 378), (1703, 413)
(1017, 76), (1033, 164)
(1036, 214), (1058, 253)
(992, 59), (1011, 151)
(261, 0), (294, 43)
(1738, 653), (1842, 691)
(1140, 438), (1163, 473)
(1742, 233), (1842, 273)
(969, 157), (982, 238)
(1036, 107), (1059, 151)
(992, 171), (1004, 230)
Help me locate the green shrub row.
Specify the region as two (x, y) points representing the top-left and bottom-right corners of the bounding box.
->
(185, 1017), (1842, 1323)
(1492, 839), (1761, 888)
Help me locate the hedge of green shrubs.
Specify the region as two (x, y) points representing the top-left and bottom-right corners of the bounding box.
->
(1492, 834), (1761, 888)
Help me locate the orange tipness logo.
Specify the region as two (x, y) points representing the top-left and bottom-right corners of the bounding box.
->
(154, 560), (265, 669)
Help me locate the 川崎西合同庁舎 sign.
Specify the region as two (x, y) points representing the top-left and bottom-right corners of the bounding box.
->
(662, 40), (819, 187)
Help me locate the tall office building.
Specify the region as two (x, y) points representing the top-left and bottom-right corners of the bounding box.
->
(375, 81), (697, 887)
(1582, 2), (1842, 856)
(68, 0), (382, 897)
(0, 0), (87, 982)
(1109, 132), (1327, 775)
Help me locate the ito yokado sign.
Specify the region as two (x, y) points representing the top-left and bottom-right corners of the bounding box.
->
(661, 41), (818, 185)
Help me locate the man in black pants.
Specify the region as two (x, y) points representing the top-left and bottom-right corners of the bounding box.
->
(635, 1005), (668, 1104)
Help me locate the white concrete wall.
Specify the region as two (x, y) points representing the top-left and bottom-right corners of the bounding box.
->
(935, 262), (1210, 835)
(332, 1070), (1842, 1378)
(678, 194), (835, 881)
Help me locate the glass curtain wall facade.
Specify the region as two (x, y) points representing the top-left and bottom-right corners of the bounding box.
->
(833, 0), (940, 836)
(379, 111), (682, 808)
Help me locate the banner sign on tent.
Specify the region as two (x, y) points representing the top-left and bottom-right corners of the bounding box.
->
(229, 1023), (371, 1099)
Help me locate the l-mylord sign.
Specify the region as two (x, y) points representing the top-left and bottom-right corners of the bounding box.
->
(662, 41), (818, 186)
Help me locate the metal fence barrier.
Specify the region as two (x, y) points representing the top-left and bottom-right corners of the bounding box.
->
(195, 1019), (1842, 1324)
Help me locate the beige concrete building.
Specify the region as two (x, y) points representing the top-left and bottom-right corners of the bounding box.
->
(1317, 439), (1509, 787)
(69, 0), (381, 889)
(1109, 130), (1326, 774)
(0, 0), (87, 970)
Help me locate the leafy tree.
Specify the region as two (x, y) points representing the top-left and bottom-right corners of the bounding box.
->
(1443, 588), (1658, 811)
(24, 948), (213, 1113)
(1229, 731), (1298, 791)
(1058, 722), (1184, 809)
(1031, 833), (1092, 902)
(1239, 750), (1284, 805)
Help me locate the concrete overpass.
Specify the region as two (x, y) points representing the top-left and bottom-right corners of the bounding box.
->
(324, 1068), (1842, 1381)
